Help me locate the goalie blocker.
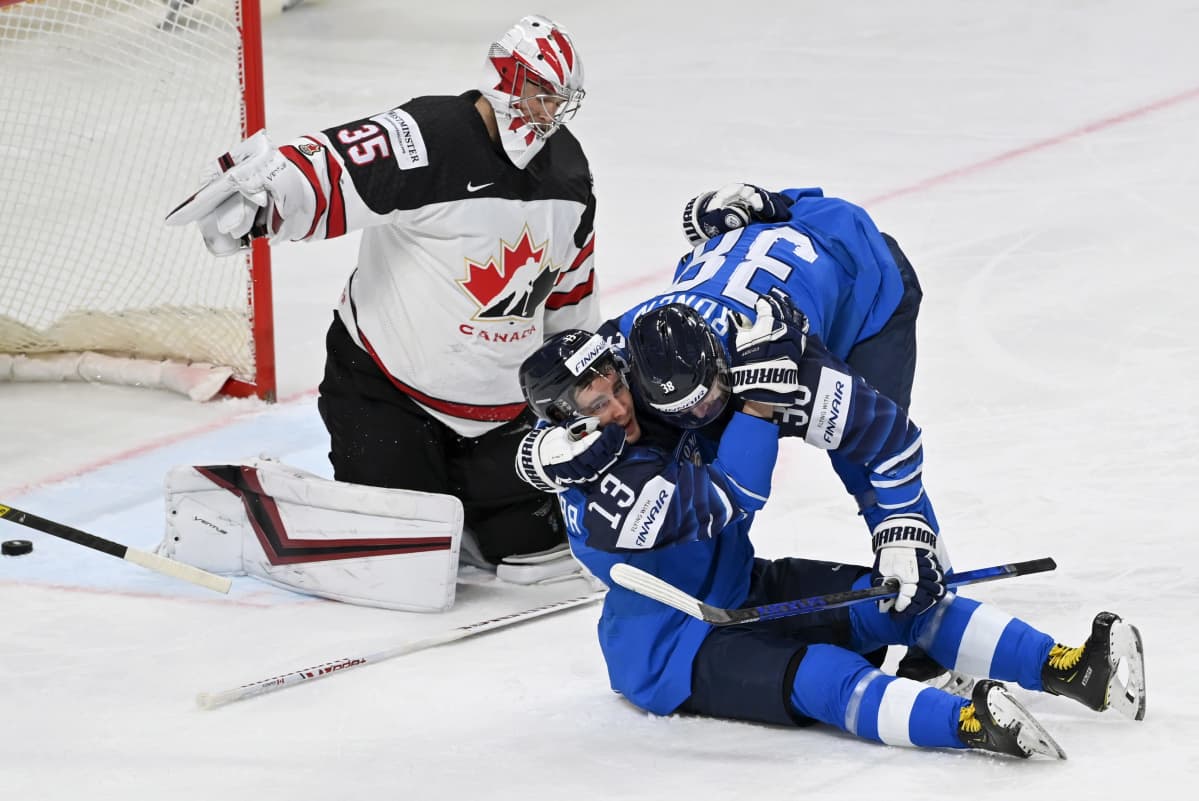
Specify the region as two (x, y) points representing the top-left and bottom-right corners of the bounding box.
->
(160, 458), (464, 612)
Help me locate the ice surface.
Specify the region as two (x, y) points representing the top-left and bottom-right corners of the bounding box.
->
(3, 1), (1198, 797)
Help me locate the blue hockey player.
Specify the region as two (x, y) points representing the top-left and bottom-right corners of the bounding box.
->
(514, 304), (1146, 758)
(524, 181), (941, 677)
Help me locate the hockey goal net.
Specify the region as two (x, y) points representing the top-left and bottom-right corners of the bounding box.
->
(0, 0), (275, 400)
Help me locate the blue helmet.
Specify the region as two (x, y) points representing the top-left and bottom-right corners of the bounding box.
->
(519, 329), (620, 423)
(628, 304), (731, 429)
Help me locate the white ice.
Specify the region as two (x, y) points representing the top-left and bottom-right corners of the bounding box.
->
(3, 0), (1198, 797)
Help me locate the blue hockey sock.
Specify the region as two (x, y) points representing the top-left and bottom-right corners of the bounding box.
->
(790, 644), (968, 749)
(911, 594), (1055, 691)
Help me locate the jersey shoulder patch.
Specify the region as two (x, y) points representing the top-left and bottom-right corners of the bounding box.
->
(369, 107), (428, 170)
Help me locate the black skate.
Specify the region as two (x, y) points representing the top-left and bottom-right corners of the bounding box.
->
(958, 679), (1067, 760)
(1042, 611), (1146, 721)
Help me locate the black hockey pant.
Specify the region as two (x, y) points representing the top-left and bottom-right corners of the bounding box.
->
(316, 315), (564, 564)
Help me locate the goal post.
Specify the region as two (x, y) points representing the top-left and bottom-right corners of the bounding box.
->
(0, 0), (277, 401)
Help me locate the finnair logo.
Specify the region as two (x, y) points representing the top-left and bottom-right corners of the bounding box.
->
(615, 476), (676, 550)
(805, 366), (852, 450)
(565, 334), (607, 375)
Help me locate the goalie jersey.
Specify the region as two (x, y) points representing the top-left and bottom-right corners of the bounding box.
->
(277, 91), (599, 437)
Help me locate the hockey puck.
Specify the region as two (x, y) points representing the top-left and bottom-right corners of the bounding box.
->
(2, 539), (33, 556)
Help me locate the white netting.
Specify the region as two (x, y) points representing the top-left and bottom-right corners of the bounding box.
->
(0, 0), (259, 383)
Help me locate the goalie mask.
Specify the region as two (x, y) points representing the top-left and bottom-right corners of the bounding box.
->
(628, 304), (732, 429)
(480, 14), (585, 169)
(520, 330), (621, 423)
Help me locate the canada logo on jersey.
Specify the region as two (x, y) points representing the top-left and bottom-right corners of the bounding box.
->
(458, 226), (560, 321)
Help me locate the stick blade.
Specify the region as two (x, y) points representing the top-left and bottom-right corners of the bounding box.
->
(124, 547), (232, 594)
(608, 563), (703, 619)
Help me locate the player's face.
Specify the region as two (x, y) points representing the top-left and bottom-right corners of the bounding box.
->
(516, 75), (568, 132)
(573, 367), (642, 444)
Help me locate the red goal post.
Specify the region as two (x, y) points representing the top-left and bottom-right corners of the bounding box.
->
(0, 0), (276, 401)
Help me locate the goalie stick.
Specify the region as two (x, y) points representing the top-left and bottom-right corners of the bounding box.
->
(0, 503), (231, 594)
(608, 558), (1057, 626)
(197, 589), (606, 709)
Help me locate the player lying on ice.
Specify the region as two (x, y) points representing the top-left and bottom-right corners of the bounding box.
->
(513, 296), (1146, 758)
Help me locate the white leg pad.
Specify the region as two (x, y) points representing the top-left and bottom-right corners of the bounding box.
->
(161, 458), (463, 612)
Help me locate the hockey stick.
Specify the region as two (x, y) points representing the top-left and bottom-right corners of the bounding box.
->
(197, 589), (606, 709)
(609, 557), (1057, 626)
(0, 503), (232, 594)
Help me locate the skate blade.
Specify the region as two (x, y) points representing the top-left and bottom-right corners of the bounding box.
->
(988, 687), (1068, 760)
(1107, 620), (1147, 721)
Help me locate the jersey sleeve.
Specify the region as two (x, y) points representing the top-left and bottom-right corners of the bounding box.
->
(266, 101), (453, 243)
(778, 335), (936, 530)
(569, 412), (778, 553)
(544, 192), (600, 333)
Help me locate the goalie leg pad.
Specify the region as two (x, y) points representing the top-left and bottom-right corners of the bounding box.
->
(162, 458), (463, 612)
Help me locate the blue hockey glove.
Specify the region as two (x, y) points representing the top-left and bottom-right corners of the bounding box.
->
(871, 515), (946, 619)
(682, 183), (794, 246)
(730, 289), (809, 407)
(515, 418), (626, 494)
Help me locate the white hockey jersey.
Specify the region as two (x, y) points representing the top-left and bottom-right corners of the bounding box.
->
(276, 91), (599, 437)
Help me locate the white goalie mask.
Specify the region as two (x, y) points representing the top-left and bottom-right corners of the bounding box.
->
(479, 15), (585, 169)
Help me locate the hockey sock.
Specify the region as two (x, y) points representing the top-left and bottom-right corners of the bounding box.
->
(789, 644), (968, 749)
(907, 593), (1054, 692)
(848, 581), (1055, 693)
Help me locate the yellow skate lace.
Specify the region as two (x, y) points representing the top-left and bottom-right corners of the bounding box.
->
(959, 703), (982, 734)
(1047, 643), (1085, 671)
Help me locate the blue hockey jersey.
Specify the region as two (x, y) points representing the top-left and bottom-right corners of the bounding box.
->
(561, 411), (778, 715)
(598, 187), (934, 534)
(555, 189), (939, 714)
(613, 187), (904, 360)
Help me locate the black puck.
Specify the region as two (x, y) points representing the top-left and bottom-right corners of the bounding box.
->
(2, 539), (33, 556)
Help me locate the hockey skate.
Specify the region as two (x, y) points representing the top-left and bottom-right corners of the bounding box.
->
(1042, 611), (1146, 721)
(958, 679), (1067, 759)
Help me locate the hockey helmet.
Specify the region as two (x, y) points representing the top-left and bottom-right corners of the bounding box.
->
(628, 304), (731, 429)
(479, 15), (584, 168)
(520, 330), (620, 423)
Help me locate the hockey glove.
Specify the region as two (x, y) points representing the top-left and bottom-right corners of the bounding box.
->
(729, 289), (809, 407)
(515, 418), (626, 494)
(682, 183), (793, 246)
(871, 515), (945, 619)
(165, 130), (315, 256)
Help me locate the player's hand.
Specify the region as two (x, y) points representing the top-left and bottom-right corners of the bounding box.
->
(515, 418), (626, 493)
(871, 515), (945, 619)
(682, 183), (793, 246)
(166, 131), (312, 256)
(729, 289), (809, 407)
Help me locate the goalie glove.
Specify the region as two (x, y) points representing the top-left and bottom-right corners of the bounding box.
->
(515, 418), (626, 494)
(871, 515), (945, 619)
(165, 130), (316, 256)
(682, 182), (793, 246)
(729, 288), (809, 407)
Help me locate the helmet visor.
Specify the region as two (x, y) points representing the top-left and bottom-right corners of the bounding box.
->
(540, 353), (622, 423)
(647, 372), (731, 429)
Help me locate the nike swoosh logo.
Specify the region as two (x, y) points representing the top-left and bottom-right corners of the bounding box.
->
(466, 181), (494, 192)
